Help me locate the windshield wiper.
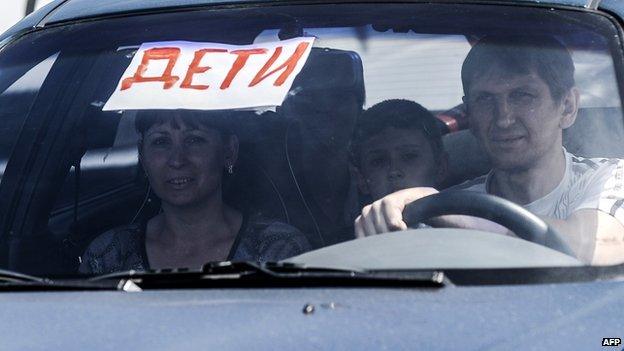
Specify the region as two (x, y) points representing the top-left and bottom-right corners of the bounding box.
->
(0, 268), (45, 283)
(88, 261), (447, 290)
(0, 268), (127, 291)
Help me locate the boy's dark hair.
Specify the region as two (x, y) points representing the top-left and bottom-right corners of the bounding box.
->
(461, 35), (575, 102)
(349, 99), (444, 168)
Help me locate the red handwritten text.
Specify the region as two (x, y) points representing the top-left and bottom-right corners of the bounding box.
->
(121, 48), (181, 90)
(120, 42), (310, 91)
(180, 49), (228, 90)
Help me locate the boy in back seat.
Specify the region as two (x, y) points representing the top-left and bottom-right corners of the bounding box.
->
(349, 99), (448, 208)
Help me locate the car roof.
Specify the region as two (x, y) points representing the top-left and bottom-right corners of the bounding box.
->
(0, 0), (610, 47)
(21, 0), (601, 25)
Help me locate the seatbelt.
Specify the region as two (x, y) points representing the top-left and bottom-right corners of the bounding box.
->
(62, 157), (83, 268)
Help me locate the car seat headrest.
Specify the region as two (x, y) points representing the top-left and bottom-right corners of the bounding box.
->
(563, 107), (624, 158)
(287, 47), (365, 106)
(442, 107), (624, 188)
(442, 129), (491, 188)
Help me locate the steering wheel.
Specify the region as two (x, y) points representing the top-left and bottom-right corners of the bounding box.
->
(402, 191), (575, 257)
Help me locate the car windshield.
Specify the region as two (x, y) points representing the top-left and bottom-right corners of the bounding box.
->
(0, 2), (623, 278)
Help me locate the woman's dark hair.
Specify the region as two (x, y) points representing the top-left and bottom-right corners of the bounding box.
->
(349, 99), (444, 168)
(133, 110), (248, 212)
(461, 35), (575, 102)
(135, 109), (235, 140)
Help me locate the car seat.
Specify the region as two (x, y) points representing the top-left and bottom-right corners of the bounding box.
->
(563, 106), (624, 158)
(440, 105), (624, 190)
(250, 47), (365, 248)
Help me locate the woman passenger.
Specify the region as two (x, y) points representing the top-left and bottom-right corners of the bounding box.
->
(79, 110), (311, 274)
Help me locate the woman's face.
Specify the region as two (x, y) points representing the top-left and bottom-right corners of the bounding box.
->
(140, 117), (237, 208)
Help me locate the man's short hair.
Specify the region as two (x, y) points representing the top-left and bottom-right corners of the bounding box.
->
(461, 35), (575, 101)
(349, 99), (444, 167)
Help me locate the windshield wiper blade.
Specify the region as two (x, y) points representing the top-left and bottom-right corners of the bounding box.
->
(88, 261), (447, 289)
(0, 279), (130, 292)
(0, 268), (46, 283)
(87, 261), (363, 281)
(259, 262), (447, 283)
(0, 269), (127, 291)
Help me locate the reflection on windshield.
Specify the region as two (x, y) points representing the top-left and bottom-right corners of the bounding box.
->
(79, 109), (312, 274)
(0, 4), (622, 277)
(0, 52), (58, 180)
(355, 35), (624, 267)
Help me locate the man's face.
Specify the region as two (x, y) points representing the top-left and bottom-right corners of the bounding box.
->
(357, 127), (441, 200)
(465, 65), (574, 171)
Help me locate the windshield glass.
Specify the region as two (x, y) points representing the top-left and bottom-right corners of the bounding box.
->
(0, 3), (623, 277)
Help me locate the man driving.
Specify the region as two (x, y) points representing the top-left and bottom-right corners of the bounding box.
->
(355, 35), (624, 265)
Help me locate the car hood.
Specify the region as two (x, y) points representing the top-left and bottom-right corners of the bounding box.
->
(0, 280), (622, 350)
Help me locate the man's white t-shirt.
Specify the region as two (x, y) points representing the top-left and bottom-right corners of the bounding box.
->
(458, 149), (624, 225)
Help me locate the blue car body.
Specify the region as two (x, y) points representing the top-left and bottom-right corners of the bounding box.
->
(1, 0), (623, 350)
(2, 281), (624, 350)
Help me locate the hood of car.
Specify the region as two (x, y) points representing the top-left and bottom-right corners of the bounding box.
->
(0, 281), (621, 350)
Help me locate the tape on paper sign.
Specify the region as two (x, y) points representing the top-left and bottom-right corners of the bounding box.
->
(103, 37), (315, 111)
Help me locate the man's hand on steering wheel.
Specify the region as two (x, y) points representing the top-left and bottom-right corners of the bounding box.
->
(354, 188), (575, 257)
(354, 187), (439, 238)
(353, 187), (506, 237)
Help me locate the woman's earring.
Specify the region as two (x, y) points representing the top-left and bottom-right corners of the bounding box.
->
(227, 164), (234, 174)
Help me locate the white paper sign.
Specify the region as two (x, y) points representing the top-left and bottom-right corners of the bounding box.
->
(103, 37), (315, 111)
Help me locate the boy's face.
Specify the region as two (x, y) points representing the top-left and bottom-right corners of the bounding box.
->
(357, 127), (443, 200)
